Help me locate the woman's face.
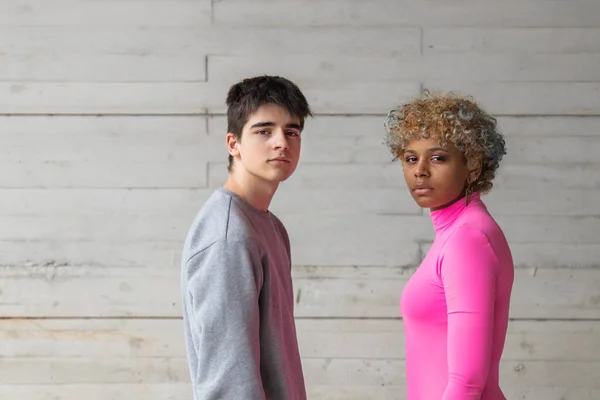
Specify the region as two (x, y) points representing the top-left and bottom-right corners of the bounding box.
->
(402, 137), (473, 211)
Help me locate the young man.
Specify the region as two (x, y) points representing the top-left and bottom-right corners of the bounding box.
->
(180, 75), (313, 400)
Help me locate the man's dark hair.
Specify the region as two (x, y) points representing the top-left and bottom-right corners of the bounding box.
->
(225, 75), (313, 171)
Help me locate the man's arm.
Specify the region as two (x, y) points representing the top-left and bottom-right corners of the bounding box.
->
(185, 239), (265, 400)
(441, 226), (499, 400)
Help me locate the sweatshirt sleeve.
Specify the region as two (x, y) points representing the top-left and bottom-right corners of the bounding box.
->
(439, 226), (499, 400)
(185, 239), (265, 400)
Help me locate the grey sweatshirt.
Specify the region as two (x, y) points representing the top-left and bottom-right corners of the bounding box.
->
(180, 188), (306, 400)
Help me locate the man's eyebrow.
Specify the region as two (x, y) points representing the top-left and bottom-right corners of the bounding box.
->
(249, 122), (302, 129)
(250, 121), (275, 129)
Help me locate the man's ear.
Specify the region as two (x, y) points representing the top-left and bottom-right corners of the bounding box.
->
(225, 132), (240, 157)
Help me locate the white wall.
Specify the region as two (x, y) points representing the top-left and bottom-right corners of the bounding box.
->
(2, 1), (600, 399)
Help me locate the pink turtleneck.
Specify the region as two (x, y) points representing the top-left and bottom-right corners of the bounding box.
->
(400, 193), (514, 400)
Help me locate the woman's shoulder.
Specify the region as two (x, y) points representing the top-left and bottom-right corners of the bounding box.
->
(458, 200), (505, 237)
(442, 209), (511, 265)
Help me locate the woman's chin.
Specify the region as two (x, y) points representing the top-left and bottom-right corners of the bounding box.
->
(412, 194), (439, 209)
(414, 193), (466, 211)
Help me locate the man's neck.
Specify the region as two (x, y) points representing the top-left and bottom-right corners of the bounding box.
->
(222, 171), (278, 213)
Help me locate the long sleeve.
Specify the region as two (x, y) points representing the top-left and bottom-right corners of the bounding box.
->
(184, 239), (265, 400)
(439, 226), (499, 400)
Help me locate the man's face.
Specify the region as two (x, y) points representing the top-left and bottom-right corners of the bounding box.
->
(228, 104), (302, 184)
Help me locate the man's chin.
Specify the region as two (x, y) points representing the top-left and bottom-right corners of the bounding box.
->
(272, 172), (294, 183)
(258, 171), (294, 184)
(270, 168), (296, 182)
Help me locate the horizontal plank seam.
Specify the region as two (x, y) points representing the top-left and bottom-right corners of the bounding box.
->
(1, 316), (599, 322)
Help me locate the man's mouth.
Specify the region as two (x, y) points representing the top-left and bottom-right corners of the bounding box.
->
(269, 157), (290, 163)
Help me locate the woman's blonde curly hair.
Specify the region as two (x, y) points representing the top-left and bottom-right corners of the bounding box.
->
(384, 91), (506, 195)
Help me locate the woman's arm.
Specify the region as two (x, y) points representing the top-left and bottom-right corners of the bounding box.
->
(440, 225), (499, 400)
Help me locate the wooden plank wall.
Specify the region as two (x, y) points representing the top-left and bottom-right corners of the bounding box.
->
(2, 1), (600, 399)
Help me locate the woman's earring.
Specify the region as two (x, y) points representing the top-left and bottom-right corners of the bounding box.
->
(465, 185), (473, 205)
(465, 178), (474, 206)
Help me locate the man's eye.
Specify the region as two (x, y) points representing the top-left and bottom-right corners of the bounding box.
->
(286, 131), (299, 136)
(257, 130), (270, 135)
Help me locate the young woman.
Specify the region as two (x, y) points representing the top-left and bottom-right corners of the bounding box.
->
(385, 92), (514, 400)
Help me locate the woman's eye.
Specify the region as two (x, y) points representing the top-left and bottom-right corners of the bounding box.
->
(431, 156), (445, 162)
(404, 156), (417, 163)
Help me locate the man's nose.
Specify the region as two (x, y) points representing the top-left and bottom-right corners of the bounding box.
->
(272, 130), (289, 150)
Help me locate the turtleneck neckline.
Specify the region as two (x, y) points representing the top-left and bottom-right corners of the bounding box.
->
(430, 192), (482, 234)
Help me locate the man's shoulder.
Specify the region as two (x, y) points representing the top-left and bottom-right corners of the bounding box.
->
(267, 211), (289, 242)
(183, 190), (233, 256)
(183, 189), (261, 259)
